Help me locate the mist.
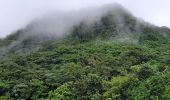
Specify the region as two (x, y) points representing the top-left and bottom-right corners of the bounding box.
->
(22, 3), (134, 38)
(0, 3), (145, 55)
(0, 3), (126, 54)
(0, 0), (170, 38)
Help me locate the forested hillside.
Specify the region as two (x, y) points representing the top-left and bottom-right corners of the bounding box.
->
(0, 4), (170, 100)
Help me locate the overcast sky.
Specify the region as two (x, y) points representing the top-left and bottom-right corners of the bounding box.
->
(0, 0), (170, 38)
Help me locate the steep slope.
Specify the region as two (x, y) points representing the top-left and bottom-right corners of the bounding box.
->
(0, 3), (170, 100)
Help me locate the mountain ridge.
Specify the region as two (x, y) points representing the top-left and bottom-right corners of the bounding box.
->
(0, 3), (169, 55)
(0, 3), (170, 100)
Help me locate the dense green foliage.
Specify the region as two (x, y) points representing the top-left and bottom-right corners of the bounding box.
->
(0, 11), (170, 100)
(0, 30), (170, 99)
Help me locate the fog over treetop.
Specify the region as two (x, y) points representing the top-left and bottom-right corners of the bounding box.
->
(24, 3), (135, 38)
(0, 0), (170, 38)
